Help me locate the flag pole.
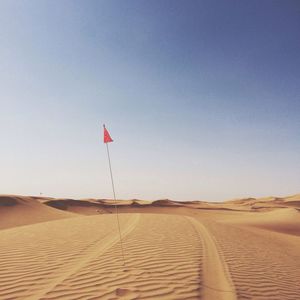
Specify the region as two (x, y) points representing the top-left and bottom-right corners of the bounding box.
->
(104, 125), (126, 266)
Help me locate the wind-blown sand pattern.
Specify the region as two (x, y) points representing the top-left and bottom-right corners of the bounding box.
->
(0, 215), (139, 300)
(206, 221), (300, 300)
(0, 213), (204, 299)
(42, 214), (203, 300)
(0, 194), (299, 299)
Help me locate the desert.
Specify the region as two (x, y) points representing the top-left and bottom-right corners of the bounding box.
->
(0, 194), (299, 299)
(2, 1), (300, 299)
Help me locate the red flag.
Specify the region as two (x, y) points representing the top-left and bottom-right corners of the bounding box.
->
(103, 125), (113, 143)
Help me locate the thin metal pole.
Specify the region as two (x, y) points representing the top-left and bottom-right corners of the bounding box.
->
(105, 142), (126, 266)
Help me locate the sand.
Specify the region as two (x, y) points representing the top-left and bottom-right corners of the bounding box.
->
(0, 196), (76, 229)
(0, 194), (299, 299)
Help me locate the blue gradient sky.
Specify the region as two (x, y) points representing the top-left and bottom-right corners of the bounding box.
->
(1, 1), (299, 201)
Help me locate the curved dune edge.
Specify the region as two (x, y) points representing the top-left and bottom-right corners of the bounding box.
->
(0, 195), (77, 229)
(222, 208), (300, 236)
(1, 193), (299, 231)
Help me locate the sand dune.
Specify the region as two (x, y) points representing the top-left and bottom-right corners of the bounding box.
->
(0, 194), (299, 299)
(42, 194), (300, 215)
(45, 199), (113, 215)
(0, 195), (76, 229)
(227, 208), (300, 236)
(226, 194), (300, 210)
(44, 199), (153, 215)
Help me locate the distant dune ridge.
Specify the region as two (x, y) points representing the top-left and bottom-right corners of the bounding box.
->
(0, 195), (76, 229)
(0, 193), (299, 299)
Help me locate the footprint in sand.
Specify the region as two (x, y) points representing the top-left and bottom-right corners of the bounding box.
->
(115, 287), (138, 298)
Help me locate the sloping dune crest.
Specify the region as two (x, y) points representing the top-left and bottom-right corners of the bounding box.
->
(228, 207), (300, 236)
(226, 194), (300, 210)
(0, 195), (76, 229)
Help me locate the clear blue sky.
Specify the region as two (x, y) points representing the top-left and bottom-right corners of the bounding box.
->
(1, 0), (299, 201)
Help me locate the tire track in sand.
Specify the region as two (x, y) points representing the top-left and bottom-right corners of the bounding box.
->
(43, 214), (203, 300)
(31, 213), (140, 300)
(186, 217), (237, 300)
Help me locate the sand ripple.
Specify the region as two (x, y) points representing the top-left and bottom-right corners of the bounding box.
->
(0, 214), (203, 300)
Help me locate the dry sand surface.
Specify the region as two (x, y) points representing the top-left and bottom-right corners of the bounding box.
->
(0, 196), (76, 229)
(0, 194), (300, 299)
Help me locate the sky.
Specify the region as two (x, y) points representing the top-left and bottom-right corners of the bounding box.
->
(0, 0), (299, 201)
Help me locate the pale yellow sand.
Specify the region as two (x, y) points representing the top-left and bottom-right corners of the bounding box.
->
(1, 195), (300, 299)
(0, 196), (76, 229)
(0, 214), (204, 299)
(205, 220), (300, 300)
